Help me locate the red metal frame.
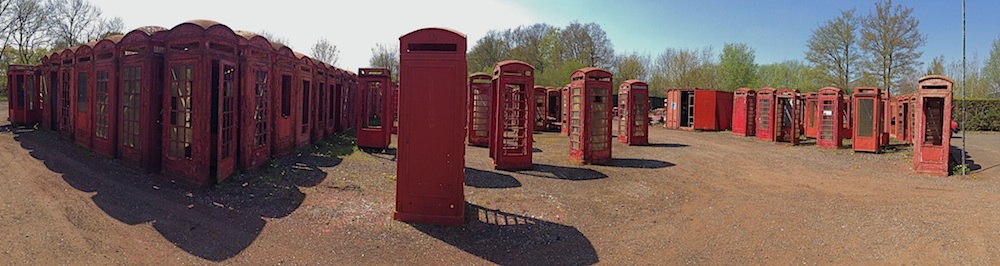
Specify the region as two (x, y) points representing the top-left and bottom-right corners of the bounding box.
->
(394, 28), (467, 226)
(356, 68), (392, 149)
(389, 82), (398, 135)
(731, 88), (756, 136)
(755, 87), (776, 141)
(545, 86), (560, 131)
(161, 20), (241, 187)
(325, 68), (340, 137)
(490, 60), (534, 170)
(40, 54), (57, 131)
(74, 44), (95, 149)
(6, 65), (42, 125)
(90, 36), (123, 158)
(270, 42), (297, 158)
(913, 75), (953, 176)
(880, 90), (891, 146)
(841, 95), (852, 140)
(236, 31), (274, 171)
(467, 72), (491, 147)
(117, 26), (167, 173)
(294, 53), (313, 148)
(852, 87), (884, 152)
(312, 60), (326, 142)
(57, 48), (78, 140)
(816, 87), (844, 149)
(532, 85), (547, 132)
(569, 67), (613, 164)
(804, 92), (818, 139)
(617, 79), (648, 145)
(774, 88), (800, 145)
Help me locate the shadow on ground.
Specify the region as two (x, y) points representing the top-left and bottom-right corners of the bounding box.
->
(410, 203), (599, 266)
(15, 130), (355, 261)
(950, 146), (987, 173)
(465, 168), (522, 189)
(603, 158), (675, 169)
(515, 164), (608, 181)
(644, 143), (689, 148)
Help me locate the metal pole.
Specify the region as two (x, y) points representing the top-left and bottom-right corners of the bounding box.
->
(962, 0), (968, 175)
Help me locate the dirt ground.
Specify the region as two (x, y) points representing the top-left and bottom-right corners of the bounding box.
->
(2, 101), (1000, 265)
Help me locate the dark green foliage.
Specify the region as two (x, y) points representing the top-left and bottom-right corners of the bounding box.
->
(953, 99), (1000, 131)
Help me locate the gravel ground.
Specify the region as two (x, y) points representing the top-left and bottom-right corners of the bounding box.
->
(2, 100), (1000, 264)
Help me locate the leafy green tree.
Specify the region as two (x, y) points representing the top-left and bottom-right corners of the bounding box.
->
(860, 0), (926, 94)
(559, 21), (615, 68)
(718, 42), (758, 91)
(369, 43), (399, 82)
(984, 37), (1000, 97)
(612, 51), (651, 87)
(926, 55), (945, 76)
(805, 8), (861, 89)
(758, 60), (823, 92)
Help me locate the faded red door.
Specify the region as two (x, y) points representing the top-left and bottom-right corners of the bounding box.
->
(215, 60), (237, 183)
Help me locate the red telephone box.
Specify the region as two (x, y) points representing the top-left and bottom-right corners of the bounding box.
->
(617, 79), (648, 145)
(356, 68), (392, 149)
(117, 26), (166, 173)
(57, 48), (77, 140)
(546, 87), (560, 131)
(804, 92), (818, 139)
(312, 61), (326, 142)
(906, 94), (918, 143)
(74, 44), (95, 149)
(326, 67), (341, 137)
(270, 42), (298, 158)
(346, 71), (358, 133)
(293, 53), (315, 148)
(881, 90), (891, 146)
(490, 60), (534, 170)
(852, 87), (884, 152)
(816, 87), (844, 149)
(40, 54), (57, 131)
(90, 36), (122, 158)
(841, 95), (852, 140)
(331, 69), (345, 133)
(731, 88), (756, 136)
(569, 67), (613, 164)
(161, 20), (241, 187)
(236, 31), (273, 171)
(560, 84), (570, 136)
(755, 87), (776, 141)
(774, 88), (800, 145)
(532, 85), (547, 132)
(390, 82), (399, 135)
(336, 69), (351, 133)
(914, 75), (953, 176)
(395, 28), (467, 226)
(6, 65), (42, 125)
(467, 72), (492, 147)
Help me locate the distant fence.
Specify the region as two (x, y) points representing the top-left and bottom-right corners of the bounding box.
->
(954, 99), (1000, 131)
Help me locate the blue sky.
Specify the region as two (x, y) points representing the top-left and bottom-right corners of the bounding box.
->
(92, 0), (998, 72)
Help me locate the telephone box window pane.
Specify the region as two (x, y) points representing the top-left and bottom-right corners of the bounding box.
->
(281, 75), (291, 117)
(168, 65), (194, 159)
(363, 80), (383, 129)
(302, 80), (310, 132)
(857, 99), (874, 137)
(759, 99), (770, 129)
(96, 70), (109, 139)
(77, 72), (88, 112)
(254, 69), (269, 148)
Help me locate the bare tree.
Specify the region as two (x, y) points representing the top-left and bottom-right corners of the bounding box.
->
(613, 51), (651, 86)
(259, 30), (289, 48)
(369, 43), (398, 82)
(650, 46), (718, 94)
(47, 0), (100, 48)
(860, 0), (926, 94)
(805, 8), (861, 89)
(309, 37), (339, 66)
(559, 21), (614, 68)
(9, 0), (48, 64)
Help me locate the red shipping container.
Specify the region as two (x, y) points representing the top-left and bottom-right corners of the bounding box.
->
(394, 28), (467, 226)
(490, 60), (534, 170)
(617, 80), (649, 145)
(467, 72), (492, 147)
(568, 67), (613, 164)
(913, 75), (953, 176)
(665, 88), (733, 131)
(731, 88), (756, 136)
(356, 68), (392, 149)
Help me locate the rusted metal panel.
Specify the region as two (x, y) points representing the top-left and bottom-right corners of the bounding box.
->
(356, 68), (392, 149)
(270, 43), (297, 158)
(693, 89), (733, 131)
(490, 60), (534, 170)
(395, 28), (467, 226)
(236, 31), (274, 171)
(568, 67), (613, 164)
(731, 88), (756, 136)
(913, 75), (954, 176)
(618, 79), (648, 146)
